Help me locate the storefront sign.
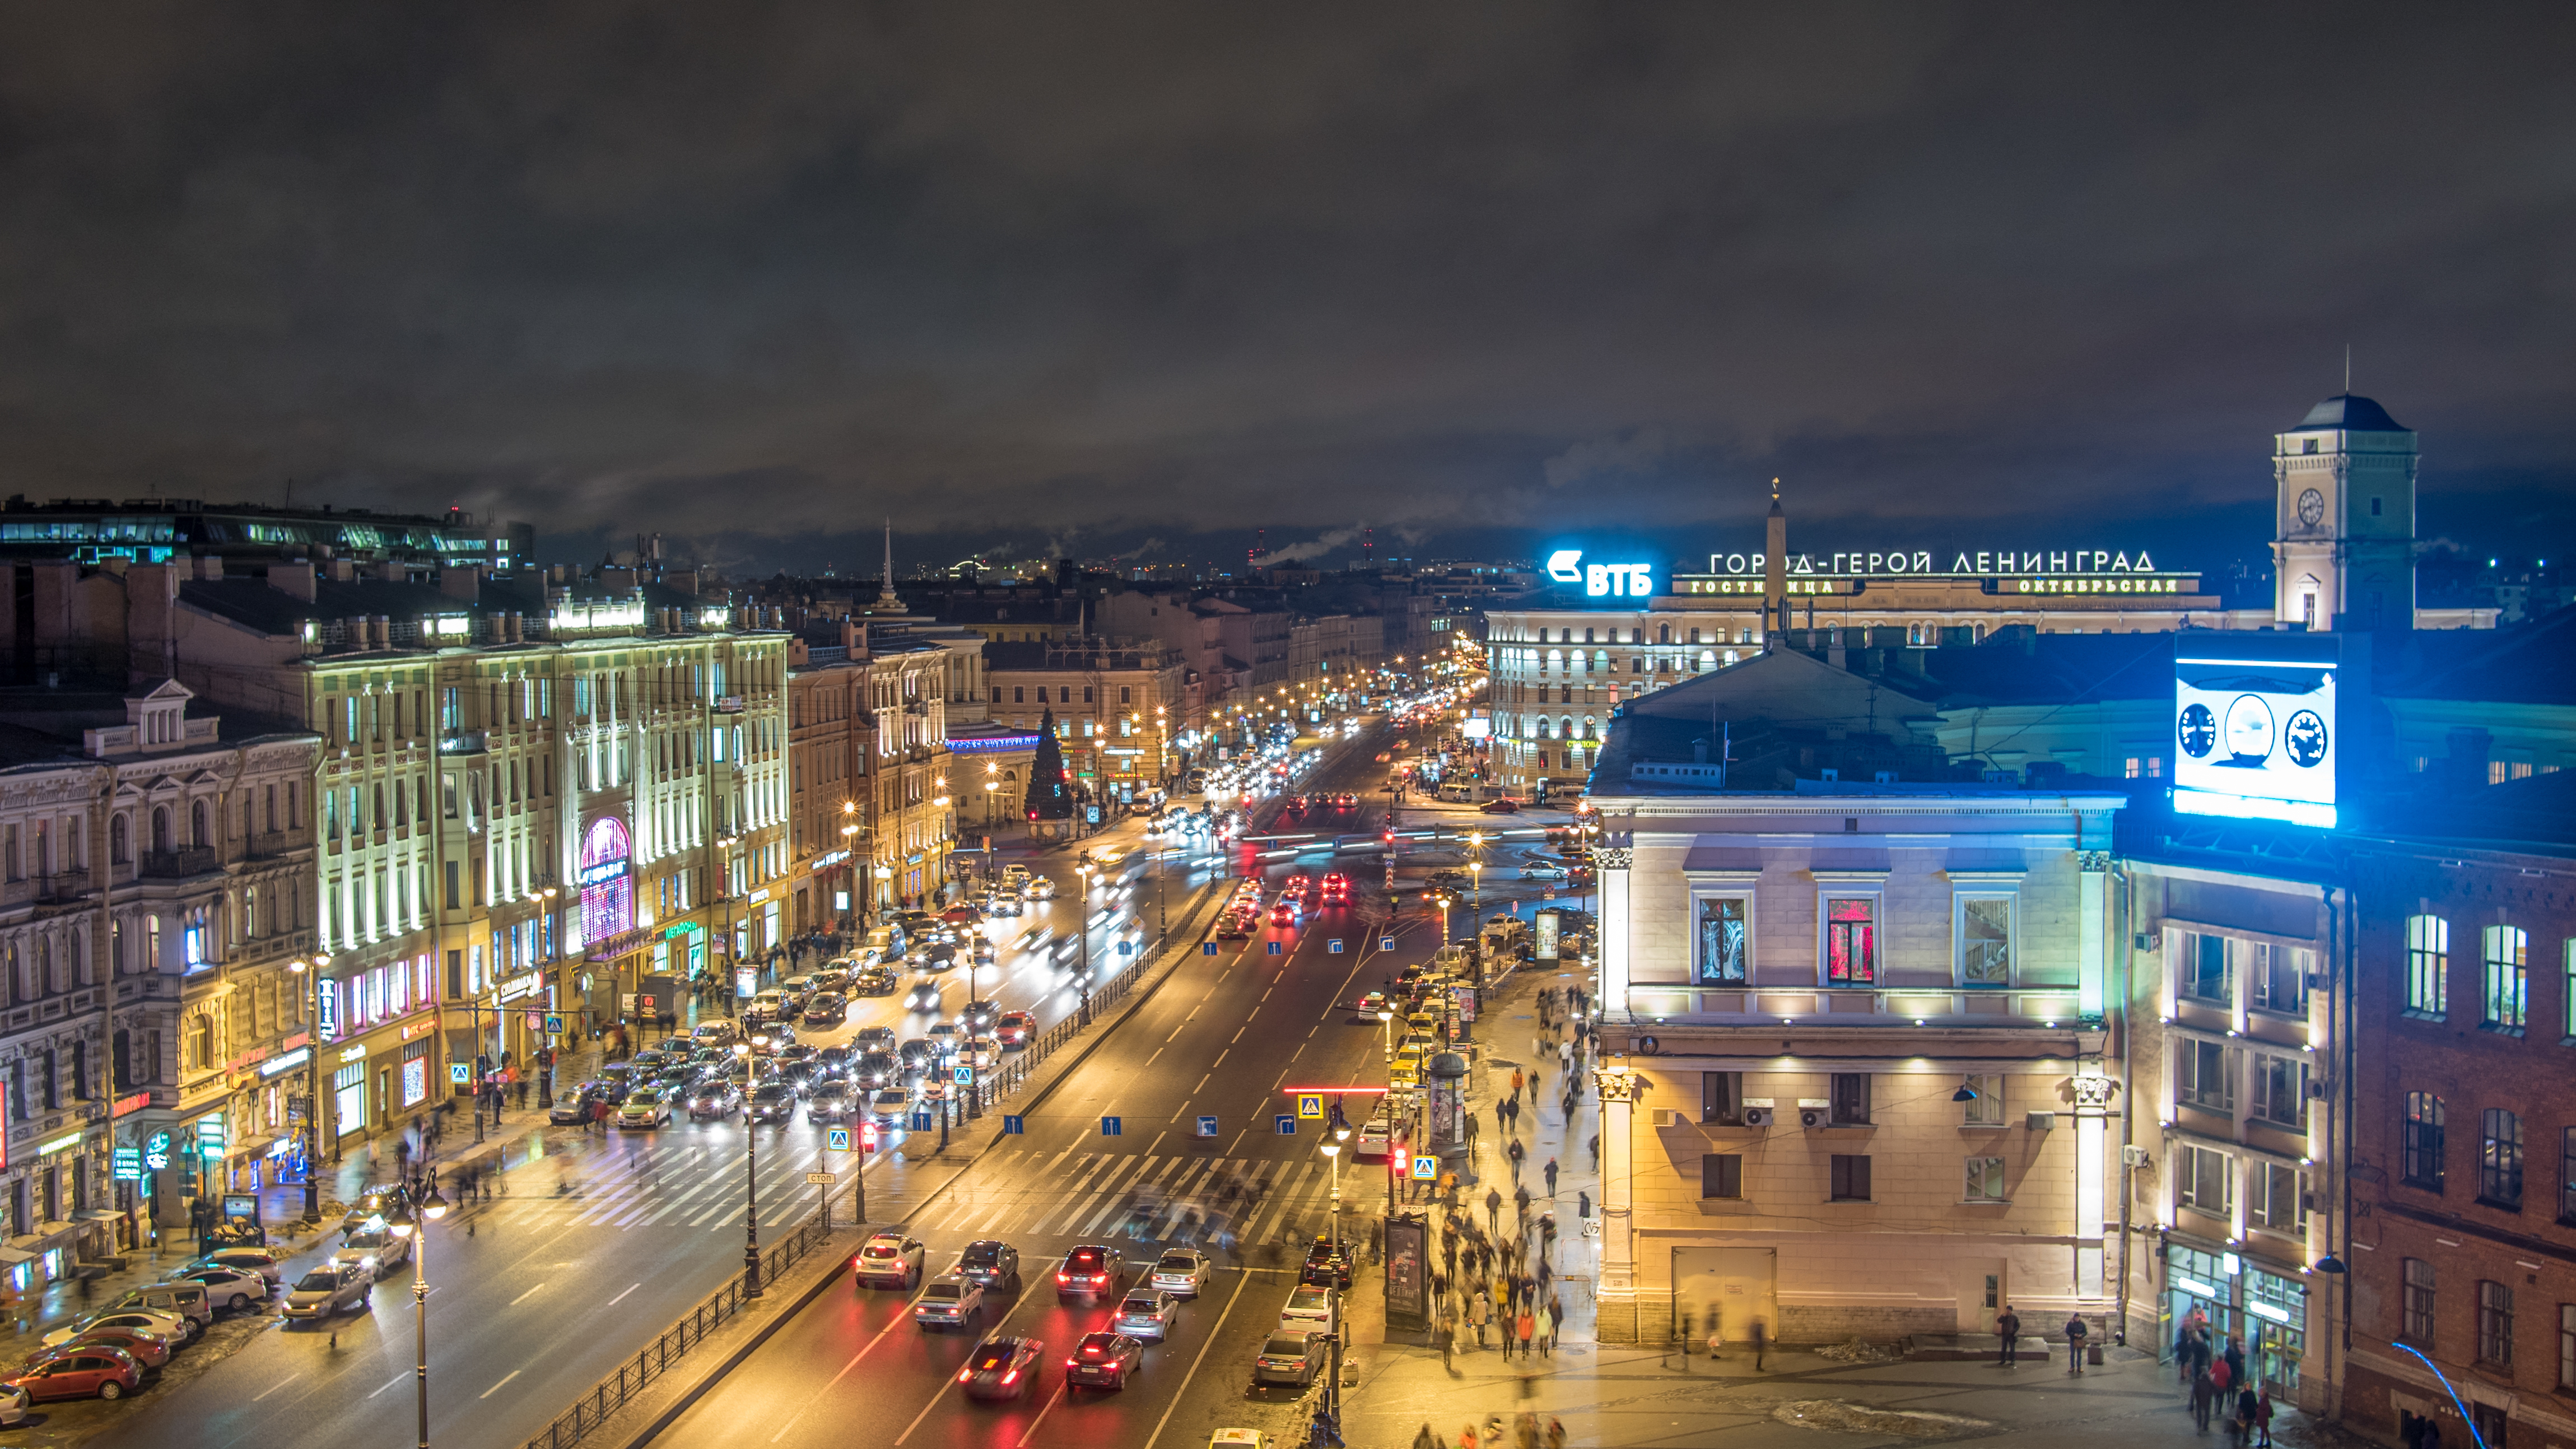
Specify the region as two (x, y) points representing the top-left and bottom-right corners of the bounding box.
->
(497, 971), (545, 1004)
(338, 1043), (368, 1064)
(259, 1047), (312, 1078)
(750, 888), (771, 905)
(586, 925), (653, 961)
(1698, 547), (2167, 577)
(663, 920), (704, 938)
(38, 1133), (83, 1157)
(110, 1091), (151, 1120)
(400, 1017), (439, 1043)
(2173, 1275), (2221, 1299)
(143, 1132), (173, 1170)
(113, 1148), (143, 1181)
(807, 850), (849, 873)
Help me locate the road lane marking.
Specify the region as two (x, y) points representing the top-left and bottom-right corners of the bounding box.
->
(251, 1374), (303, 1403)
(1144, 1047), (1163, 1067)
(1194, 1075), (1210, 1093)
(1014, 1380), (1071, 1447)
(606, 1282), (641, 1307)
(1210, 1050), (1227, 1068)
(1164, 1025), (1185, 1042)
(1231, 1026), (1245, 1042)
(367, 1371), (407, 1399)
(1140, 1268), (1255, 1449)
(768, 1308), (910, 1443)
(479, 1369), (523, 1400)
(1146, 1130), (1166, 1154)
(509, 1282), (547, 1306)
(1227, 1128), (1249, 1155)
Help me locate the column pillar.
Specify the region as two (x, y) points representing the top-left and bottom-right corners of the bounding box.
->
(2073, 1066), (2115, 1303)
(2078, 849), (2108, 1020)
(1597, 841), (1632, 1011)
(1595, 1063), (1638, 1343)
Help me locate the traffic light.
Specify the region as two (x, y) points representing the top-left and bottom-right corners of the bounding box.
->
(1391, 1138), (1410, 1175)
(860, 1121), (881, 1153)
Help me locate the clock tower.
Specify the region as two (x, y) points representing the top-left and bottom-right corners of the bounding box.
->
(2272, 393), (2417, 630)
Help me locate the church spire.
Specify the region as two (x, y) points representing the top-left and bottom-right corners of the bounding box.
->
(875, 519), (900, 611)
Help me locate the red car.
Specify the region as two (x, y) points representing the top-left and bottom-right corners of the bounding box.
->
(5, 1345), (143, 1401)
(1478, 798), (1522, 814)
(994, 1011), (1036, 1047)
(52, 1326), (171, 1369)
(1282, 875), (1311, 898)
(1269, 901), (1298, 927)
(1320, 872), (1350, 905)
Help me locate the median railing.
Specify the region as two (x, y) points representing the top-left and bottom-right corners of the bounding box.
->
(519, 1206), (835, 1449)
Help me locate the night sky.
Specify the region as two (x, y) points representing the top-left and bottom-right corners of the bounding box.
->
(0, 6), (2569, 576)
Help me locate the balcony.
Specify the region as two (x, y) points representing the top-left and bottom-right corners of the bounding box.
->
(29, 870), (91, 904)
(139, 847), (220, 880)
(713, 696), (746, 715)
(245, 830), (297, 860)
(439, 729), (489, 757)
(1625, 984), (2089, 1028)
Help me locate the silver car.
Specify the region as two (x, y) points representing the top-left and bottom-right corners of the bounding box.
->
(332, 1228), (414, 1280)
(911, 1273), (985, 1332)
(1148, 1249), (1211, 1299)
(281, 1264), (372, 1322)
(1111, 1289), (1179, 1342)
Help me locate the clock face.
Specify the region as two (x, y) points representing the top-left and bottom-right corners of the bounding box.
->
(2297, 487), (2325, 527)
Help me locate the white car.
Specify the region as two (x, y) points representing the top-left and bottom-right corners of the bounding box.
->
(194, 1247), (287, 1285)
(167, 1262), (272, 1311)
(332, 1227), (415, 1280)
(39, 1307), (190, 1350)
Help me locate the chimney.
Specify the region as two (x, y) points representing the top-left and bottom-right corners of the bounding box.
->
(1692, 737), (1708, 764)
(375, 561), (406, 583)
(269, 562), (318, 602)
(374, 615), (392, 650)
(327, 558), (356, 583)
(1762, 479), (1787, 646)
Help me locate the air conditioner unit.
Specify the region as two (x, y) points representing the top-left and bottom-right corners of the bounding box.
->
(2133, 931), (2159, 952)
(2121, 1145), (2151, 1168)
(2026, 1111), (2057, 1131)
(1799, 1108), (1825, 1129)
(1740, 1106), (1772, 1128)
(1651, 1109), (1680, 1127)
(2305, 1080), (2332, 1100)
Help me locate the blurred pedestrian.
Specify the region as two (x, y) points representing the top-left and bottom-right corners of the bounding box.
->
(1515, 1306), (1536, 1359)
(1547, 1293), (1564, 1350)
(1543, 1158), (1558, 1196)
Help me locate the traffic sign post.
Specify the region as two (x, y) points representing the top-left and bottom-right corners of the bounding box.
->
(1101, 1116), (1121, 1136)
(1412, 1154), (1438, 1180)
(1196, 1115), (1218, 1138)
(1380, 936), (1396, 951)
(826, 1126), (851, 1153)
(1201, 942), (1218, 956)
(1327, 939), (1345, 954)
(1003, 1115), (1024, 1135)
(1275, 1114), (1297, 1135)
(1297, 1094), (1325, 1120)
(1266, 941), (1282, 956)
(951, 1065), (973, 1086)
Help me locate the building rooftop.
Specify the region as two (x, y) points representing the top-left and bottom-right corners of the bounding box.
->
(2289, 393), (2408, 433)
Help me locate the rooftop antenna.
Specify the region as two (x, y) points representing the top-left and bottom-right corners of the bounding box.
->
(2344, 344), (2351, 394)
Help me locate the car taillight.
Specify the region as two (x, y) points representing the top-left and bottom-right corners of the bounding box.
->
(1055, 1271), (1069, 1282)
(958, 1367), (975, 1383)
(1000, 1369), (1019, 1385)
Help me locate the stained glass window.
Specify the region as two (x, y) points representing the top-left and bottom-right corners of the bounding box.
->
(577, 816), (633, 949)
(1696, 898), (1748, 984)
(1961, 898), (2012, 985)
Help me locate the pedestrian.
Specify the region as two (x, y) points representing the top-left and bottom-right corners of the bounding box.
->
(1466, 1111), (1480, 1147)
(2223, 1335), (2246, 1387)
(1438, 1320), (1455, 1373)
(1514, 1184), (1531, 1224)
(1494, 1102), (1509, 1136)
(1548, 1293), (1565, 1349)
(2234, 1387), (2260, 1447)
(1587, 1133), (1599, 1172)
(1486, 1187), (1503, 1237)
(1416, 1424), (1442, 1449)
(1515, 1306), (1536, 1359)
(1558, 1039), (1572, 1075)
(1545, 1419), (1566, 1449)
(2065, 1312), (2089, 1376)
(1750, 1316), (1767, 1372)
(2255, 1390), (2276, 1448)
(1470, 1290), (1491, 1348)
(1508, 1138), (1526, 1180)
(1543, 1157), (1558, 1196)
(2191, 1367), (2216, 1433)
(1510, 1067), (1524, 1103)
(1457, 1425), (1479, 1449)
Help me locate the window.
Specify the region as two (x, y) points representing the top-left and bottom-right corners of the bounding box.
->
(1701, 1071), (1742, 1126)
(2181, 932), (2232, 1004)
(1824, 897), (1875, 983)
(2249, 1161), (2304, 1233)
(2481, 1108), (2525, 1210)
(1695, 897), (1748, 984)
(1917, 1058), (1981, 1121)
(1964, 1157), (2007, 1202)
(2484, 925), (2528, 1031)
(1701, 1154), (1743, 1199)
(2480, 1280), (2514, 1368)
(2250, 1054), (2308, 1131)
(2177, 1039), (2234, 1113)
(1959, 897), (2012, 985)
(2179, 1144), (2232, 1215)
(2402, 1092), (2445, 1192)
(2560, 1303), (2575, 1391)
(2564, 1127), (2576, 1224)
(1828, 1154), (1871, 1201)
(2568, 939), (2576, 1040)
(2403, 1259), (2437, 1345)
(2406, 915), (2448, 1017)
(1829, 1073), (1871, 1125)
(2251, 942), (2309, 1015)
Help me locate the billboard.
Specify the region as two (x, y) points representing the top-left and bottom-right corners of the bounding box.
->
(2173, 646), (2337, 828)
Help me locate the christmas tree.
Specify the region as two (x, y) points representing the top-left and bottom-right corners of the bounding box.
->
(1027, 706), (1074, 820)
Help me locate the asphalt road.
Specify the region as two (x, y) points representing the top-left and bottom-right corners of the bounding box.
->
(643, 728), (1440, 1449)
(85, 828), (1233, 1449)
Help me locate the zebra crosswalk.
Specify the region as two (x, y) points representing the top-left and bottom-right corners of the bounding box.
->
(933, 1149), (1340, 1249)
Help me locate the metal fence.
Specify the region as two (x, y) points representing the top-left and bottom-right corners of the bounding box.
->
(518, 1206), (836, 1449)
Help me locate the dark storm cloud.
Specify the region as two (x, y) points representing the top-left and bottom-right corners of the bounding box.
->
(0, 4), (2569, 566)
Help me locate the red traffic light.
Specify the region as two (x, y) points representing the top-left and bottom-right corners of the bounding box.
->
(860, 1122), (881, 1151)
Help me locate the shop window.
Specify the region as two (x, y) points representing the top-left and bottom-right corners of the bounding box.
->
(1700, 1154), (1742, 1199)
(2481, 1108), (2524, 1210)
(2406, 915), (2448, 1018)
(2404, 1092), (2446, 1191)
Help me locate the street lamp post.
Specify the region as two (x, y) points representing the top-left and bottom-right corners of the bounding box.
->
(734, 1038), (765, 1299)
(287, 956), (325, 1221)
(1075, 863), (1097, 1026)
(1321, 1124), (1352, 1435)
(386, 1180), (449, 1449)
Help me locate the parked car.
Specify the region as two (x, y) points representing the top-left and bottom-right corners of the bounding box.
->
(0, 1382), (26, 1424)
(111, 1283), (210, 1335)
(957, 1335), (1045, 1402)
(1054, 1245), (1122, 1303)
(1251, 1331), (1328, 1387)
(1148, 1249), (1212, 1298)
(194, 1247), (286, 1286)
(40, 1308), (188, 1351)
(953, 1240), (1021, 1292)
(281, 1264), (373, 1323)
(49, 1325), (169, 1369)
(855, 1233), (925, 1290)
(167, 1262), (272, 1311)
(912, 1273), (985, 1331)
(1278, 1284), (1338, 1339)
(2, 1346), (143, 1401)
(1065, 1331), (1143, 1390)
(1477, 797), (1521, 814)
(1112, 1289), (1180, 1342)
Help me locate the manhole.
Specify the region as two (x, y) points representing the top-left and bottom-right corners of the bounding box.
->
(1774, 1400), (1995, 1437)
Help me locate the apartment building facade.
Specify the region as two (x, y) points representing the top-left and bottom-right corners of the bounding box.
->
(984, 640), (1185, 808)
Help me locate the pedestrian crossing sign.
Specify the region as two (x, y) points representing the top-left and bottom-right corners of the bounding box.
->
(1297, 1094), (1324, 1120)
(1412, 1154), (1438, 1180)
(826, 1126), (851, 1153)
(1327, 939), (1344, 954)
(952, 1065), (973, 1085)
(1275, 1115), (1296, 1135)
(1003, 1115), (1024, 1134)
(1101, 1116), (1121, 1136)
(449, 1063), (470, 1084)
(1380, 936), (1395, 951)
(1266, 941), (1282, 956)
(1202, 943), (1218, 956)
(543, 1014), (564, 1034)
(1196, 1115), (1218, 1137)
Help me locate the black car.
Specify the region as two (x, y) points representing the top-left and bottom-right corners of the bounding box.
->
(955, 1239), (1021, 1292)
(1054, 1245), (1122, 1303)
(550, 1083), (613, 1125)
(1065, 1332), (1142, 1390)
(958, 999), (999, 1032)
(817, 1043), (855, 1075)
(851, 1052), (900, 1091)
(958, 1335), (1044, 1402)
(776, 1059), (820, 1096)
(897, 1039), (939, 1072)
(1299, 1237), (1353, 1289)
(802, 993), (847, 1027)
(686, 1082), (741, 1120)
(851, 965), (900, 996)
(745, 1083), (798, 1125)
(854, 1026), (898, 1054)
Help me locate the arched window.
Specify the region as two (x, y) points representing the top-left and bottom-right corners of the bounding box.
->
(1657, 625), (1671, 645)
(2480, 1108), (2523, 1208)
(151, 807), (171, 854)
(1583, 628), (1596, 644)
(110, 814), (128, 865)
(1535, 718), (1554, 740)
(2403, 1092), (2444, 1191)
(1583, 717), (1598, 740)
(1559, 716), (1575, 741)
(190, 800), (208, 848)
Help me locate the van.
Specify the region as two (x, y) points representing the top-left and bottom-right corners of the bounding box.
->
(1277, 1285), (1338, 1339)
(115, 1282), (212, 1333)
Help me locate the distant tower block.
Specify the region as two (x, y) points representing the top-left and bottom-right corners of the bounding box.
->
(2272, 394), (2417, 630)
